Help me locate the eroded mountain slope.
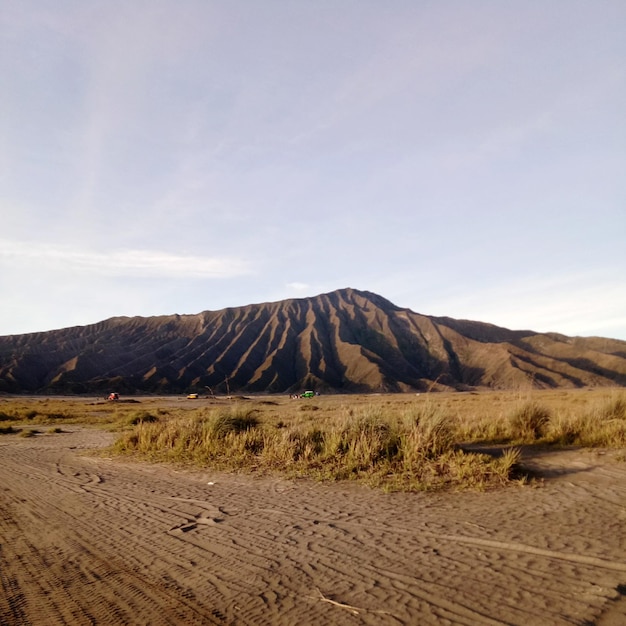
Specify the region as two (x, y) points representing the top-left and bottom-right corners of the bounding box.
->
(0, 288), (625, 393)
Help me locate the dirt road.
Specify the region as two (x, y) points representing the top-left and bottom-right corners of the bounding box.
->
(1, 427), (625, 625)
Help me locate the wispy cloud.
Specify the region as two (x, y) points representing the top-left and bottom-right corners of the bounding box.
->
(0, 240), (251, 279)
(286, 282), (310, 292)
(417, 271), (626, 338)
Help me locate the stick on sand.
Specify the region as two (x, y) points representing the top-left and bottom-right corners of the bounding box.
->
(315, 588), (361, 615)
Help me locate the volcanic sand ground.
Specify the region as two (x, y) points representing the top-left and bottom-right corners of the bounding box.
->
(1, 426), (625, 625)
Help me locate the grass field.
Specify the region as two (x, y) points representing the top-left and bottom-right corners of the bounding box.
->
(1, 388), (625, 490)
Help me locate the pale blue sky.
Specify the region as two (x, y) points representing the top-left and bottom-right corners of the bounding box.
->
(1, 1), (625, 339)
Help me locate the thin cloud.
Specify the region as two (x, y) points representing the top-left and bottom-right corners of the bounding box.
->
(417, 271), (626, 338)
(0, 240), (251, 279)
(286, 282), (310, 291)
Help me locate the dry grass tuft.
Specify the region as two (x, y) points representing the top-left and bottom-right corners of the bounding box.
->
(508, 402), (551, 441)
(19, 428), (40, 438)
(545, 393), (626, 447)
(211, 406), (260, 437)
(1, 388), (624, 491)
(125, 410), (159, 426)
(113, 403), (512, 491)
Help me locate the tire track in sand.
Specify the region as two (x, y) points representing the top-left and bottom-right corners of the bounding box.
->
(1, 428), (625, 625)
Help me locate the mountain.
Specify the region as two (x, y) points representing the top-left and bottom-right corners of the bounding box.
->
(0, 288), (625, 394)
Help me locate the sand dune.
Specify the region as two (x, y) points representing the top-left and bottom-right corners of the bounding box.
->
(1, 427), (625, 625)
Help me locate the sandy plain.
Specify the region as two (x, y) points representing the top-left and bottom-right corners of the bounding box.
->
(1, 397), (626, 625)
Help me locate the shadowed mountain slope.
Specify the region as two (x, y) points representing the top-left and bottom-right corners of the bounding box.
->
(1, 288), (625, 394)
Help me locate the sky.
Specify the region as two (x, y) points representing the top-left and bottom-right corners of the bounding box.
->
(1, 1), (625, 340)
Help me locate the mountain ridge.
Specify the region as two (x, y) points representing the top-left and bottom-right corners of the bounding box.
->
(1, 288), (625, 394)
